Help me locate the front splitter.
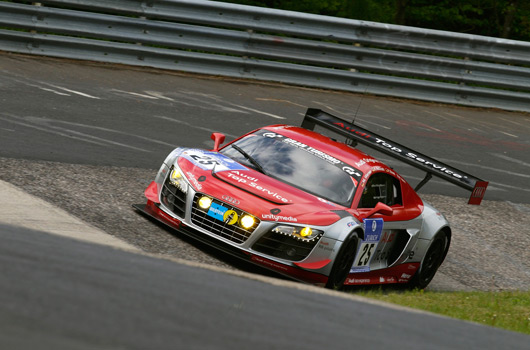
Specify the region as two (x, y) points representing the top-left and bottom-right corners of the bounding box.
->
(133, 201), (329, 286)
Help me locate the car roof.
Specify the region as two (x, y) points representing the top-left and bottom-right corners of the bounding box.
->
(261, 125), (392, 175)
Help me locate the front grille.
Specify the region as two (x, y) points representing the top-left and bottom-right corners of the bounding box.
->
(191, 193), (259, 244)
(252, 231), (320, 261)
(161, 177), (187, 218)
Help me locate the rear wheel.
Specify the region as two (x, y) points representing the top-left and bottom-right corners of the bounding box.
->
(408, 231), (449, 290)
(325, 233), (359, 290)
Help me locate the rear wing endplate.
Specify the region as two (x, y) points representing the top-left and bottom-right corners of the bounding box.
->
(301, 109), (488, 205)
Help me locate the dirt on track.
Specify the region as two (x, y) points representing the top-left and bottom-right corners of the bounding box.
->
(1, 156), (529, 291)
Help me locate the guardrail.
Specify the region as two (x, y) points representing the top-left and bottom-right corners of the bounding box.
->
(1, 0), (529, 112)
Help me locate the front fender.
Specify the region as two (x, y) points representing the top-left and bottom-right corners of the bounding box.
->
(325, 216), (363, 242)
(419, 201), (451, 241)
(293, 216), (363, 276)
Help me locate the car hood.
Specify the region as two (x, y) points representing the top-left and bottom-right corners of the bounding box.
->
(175, 149), (349, 226)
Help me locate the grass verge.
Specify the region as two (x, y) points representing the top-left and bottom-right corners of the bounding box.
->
(356, 289), (530, 335)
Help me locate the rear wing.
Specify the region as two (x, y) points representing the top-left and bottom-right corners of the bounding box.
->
(301, 109), (488, 205)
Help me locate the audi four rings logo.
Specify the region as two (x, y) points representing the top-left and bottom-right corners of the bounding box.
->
(222, 195), (240, 205)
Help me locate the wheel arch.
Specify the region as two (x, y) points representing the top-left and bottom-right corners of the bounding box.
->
(408, 226), (451, 290)
(325, 227), (362, 289)
(438, 225), (452, 265)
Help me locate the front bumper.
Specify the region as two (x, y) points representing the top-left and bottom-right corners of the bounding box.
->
(133, 200), (330, 286)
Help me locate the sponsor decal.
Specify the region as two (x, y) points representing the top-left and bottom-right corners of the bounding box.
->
(381, 231), (396, 243)
(373, 138), (403, 154)
(270, 208), (281, 215)
(207, 202), (227, 221)
(317, 241), (335, 253)
(186, 171), (203, 191)
(354, 158), (382, 168)
(370, 166), (386, 173)
(263, 132), (283, 139)
(378, 276), (398, 283)
(260, 130), (363, 181)
(350, 218), (384, 273)
(248, 182), (290, 203)
(198, 176), (206, 182)
(332, 122), (470, 181)
(251, 255), (289, 271)
(343, 262), (420, 286)
(333, 123), (372, 139)
(342, 166), (361, 177)
(206, 203), (240, 225)
(404, 151), (467, 180)
(261, 213), (298, 222)
(401, 273), (412, 279)
(318, 244), (334, 252)
(221, 195), (240, 205)
(468, 181), (488, 205)
(229, 170), (259, 182)
(225, 172), (248, 183)
(225, 171), (291, 203)
(373, 249), (389, 262)
(282, 137), (341, 164)
(223, 210), (239, 225)
(346, 278), (371, 284)
(472, 185), (487, 198)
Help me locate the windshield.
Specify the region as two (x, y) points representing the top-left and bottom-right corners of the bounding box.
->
(221, 129), (362, 206)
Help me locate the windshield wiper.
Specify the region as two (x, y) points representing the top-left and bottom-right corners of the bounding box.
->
(230, 144), (267, 175)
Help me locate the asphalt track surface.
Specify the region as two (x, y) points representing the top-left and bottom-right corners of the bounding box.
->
(1, 52), (530, 347)
(2, 224), (529, 350)
(0, 53), (529, 203)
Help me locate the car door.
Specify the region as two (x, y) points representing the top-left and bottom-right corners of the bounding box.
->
(352, 171), (423, 272)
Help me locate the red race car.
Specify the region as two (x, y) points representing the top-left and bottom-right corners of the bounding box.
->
(134, 109), (487, 289)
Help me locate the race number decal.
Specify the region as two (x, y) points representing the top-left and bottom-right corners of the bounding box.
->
(181, 149), (247, 172)
(350, 218), (384, 273)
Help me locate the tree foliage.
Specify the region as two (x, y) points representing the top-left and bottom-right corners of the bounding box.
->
(216, 0), (530, 41)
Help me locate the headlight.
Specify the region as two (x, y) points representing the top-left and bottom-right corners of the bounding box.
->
(272, 225), (323, 242)
(299, 227), (313, 237)
(240, 214), (256, 229)
(198, 196), (212, 209)
(169, 166), (188, 193)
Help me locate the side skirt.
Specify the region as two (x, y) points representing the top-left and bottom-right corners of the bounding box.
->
(343, 263), (420, 286)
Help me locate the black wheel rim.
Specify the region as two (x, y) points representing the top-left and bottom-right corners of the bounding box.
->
(337, 242), (356, 271)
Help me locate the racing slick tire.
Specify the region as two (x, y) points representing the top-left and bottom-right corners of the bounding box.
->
(408, 230), (450, 290)
(325, 232), (359, 290)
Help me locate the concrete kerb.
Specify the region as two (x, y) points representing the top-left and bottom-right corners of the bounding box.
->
(0, 179), (140, 251)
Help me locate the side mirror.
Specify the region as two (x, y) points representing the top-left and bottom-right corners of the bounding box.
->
(365, 202), (393, 218)
(211, 132), (226, 152)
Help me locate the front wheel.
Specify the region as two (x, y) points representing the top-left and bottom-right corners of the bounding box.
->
(325, 233), (359, 290)
(408, 231), (450, 290)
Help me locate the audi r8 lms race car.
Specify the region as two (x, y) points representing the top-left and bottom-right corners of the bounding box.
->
(134, 109), (488, 289)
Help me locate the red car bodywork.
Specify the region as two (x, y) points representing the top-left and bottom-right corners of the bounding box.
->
(135, 109), (487, 288)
